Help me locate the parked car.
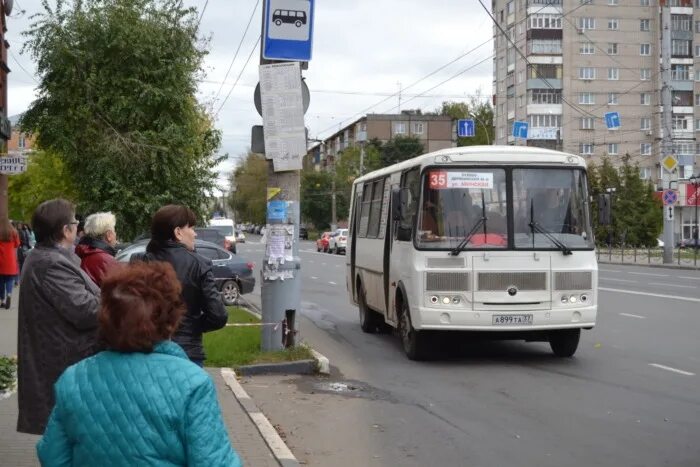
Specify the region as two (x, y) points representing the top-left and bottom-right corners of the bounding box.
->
(236, 230), (246, 243)
(194, 227), (234, 254)
(328, 229), (348, 254)
(299, 226), (309, 240)
(680, 238), (700, 249)
(316, 231), (334, 252)
(115, 239), (255, 305)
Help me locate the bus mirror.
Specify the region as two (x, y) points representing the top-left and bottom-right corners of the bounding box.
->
(391, 188), (403, 221)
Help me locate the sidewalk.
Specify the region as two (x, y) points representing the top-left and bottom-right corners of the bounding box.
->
(0, 288), (280, 466)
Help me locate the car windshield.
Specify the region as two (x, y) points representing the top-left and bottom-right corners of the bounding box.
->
(513, 168), (594, 249)
(417, 168), (508, 249)
(209, 225), (234, 236)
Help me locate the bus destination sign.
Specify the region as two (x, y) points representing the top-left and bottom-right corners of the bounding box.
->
(428, 171), (494, 190)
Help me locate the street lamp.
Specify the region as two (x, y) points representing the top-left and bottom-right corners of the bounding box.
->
(690, 174), (699, 250)
(467, 111), (491, 145)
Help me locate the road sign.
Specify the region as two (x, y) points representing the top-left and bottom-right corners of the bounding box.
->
(666, 205), (674, 221)
(457, 119), (475, 137)
(513, 121), (528, 139)
(0, 155), (27, 175)
(661, 155), (678, 173)
(604, 112), (621, 129)
(662, 189), (678, 206)
(263, 0), (315, 61)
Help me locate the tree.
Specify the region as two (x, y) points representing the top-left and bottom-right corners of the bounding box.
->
(377, 136), (424, 167)
(436, 99), (494, 146)
(300, 170), (333, 229)
(229, 153), (267, 225)
(8, 150), (79, 221)
(21, 0), (223, 240)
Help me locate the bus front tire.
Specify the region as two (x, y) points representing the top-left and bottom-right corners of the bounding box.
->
(358, 283), (381, 333)
(398, 298), (427, 360)
(549, 328), (580, 357)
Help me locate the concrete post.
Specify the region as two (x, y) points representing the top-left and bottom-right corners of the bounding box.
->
(660, 4), (675, 264)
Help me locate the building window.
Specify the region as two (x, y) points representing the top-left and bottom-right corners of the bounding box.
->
(640, 68), (651, 80)
(579, 92), (595, 104)
(578, 17), (595, 30)
(640, 93), (651, 105)
(607, 43), (618, 55)
(393, 122), (406, 134)
(608, 0), (618, 4)
(579, 67), (596, 79)
(529, 114), (562, 127)
(517, 71), (524, 84)
(640, 167), (651, 179)
(674, 142), (695, 155)
(580, 42), (595, 54)
(640, 43), (651, 55)
(607, 19), (619, 30)
(672, 14), (691, 31)
(528, 13), (563, 29)
(695, 45), (700, 57)
(608, 68), (619, 80)
(672, 116), (689, 130)
(18, 136), (26, 149)
(640, 19), (650, 31)
(413, 123), (424, 134)
(640, 143), (652, 155)
(518, 96), (524, 108)
(580, 143), (594, 155)
(528, 89), (562, 104)
(671, 64), (690, 81)
(506, 0), (515, 15)
(696, 94), (700, 106)
(672, 40), (691, 56)
(641, 0), (650, 5)
(608, 93), (618, 104)
(528, 39), (562, 55)
(580, 117), (595, 130)
(608, 143), (618, 155)
(640, 117), (651, 130)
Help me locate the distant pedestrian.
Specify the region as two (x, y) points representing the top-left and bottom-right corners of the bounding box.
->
(0, 218), (20, 309)
(17, 222), (32, 274)
(75, 212), (120, 287)
(17, 199), (100, 435)
(139, 204), (228, 366)
(36, 261), (242, 467)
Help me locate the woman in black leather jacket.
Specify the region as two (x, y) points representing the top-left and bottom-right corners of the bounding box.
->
(144, 205), (228, 366)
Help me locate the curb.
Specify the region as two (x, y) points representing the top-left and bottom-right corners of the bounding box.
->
(221, 368), (299, 467)
(598, 260), (700, 271)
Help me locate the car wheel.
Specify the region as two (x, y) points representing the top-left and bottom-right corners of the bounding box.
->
(358, 282), (382, 333)
(397, 295), (428, 360)
(333, 246), (338, 254)
(221, 280), (240, 306)
(549, 329), (580, 357)
(317, 246), (321, 252)
(275, 19), (282, 25)
(295, 20), (302, 27)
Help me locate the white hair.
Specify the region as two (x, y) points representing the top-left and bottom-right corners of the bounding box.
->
(84, 212), (116, 238)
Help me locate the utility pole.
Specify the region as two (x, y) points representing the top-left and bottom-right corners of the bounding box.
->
(661, 3), (675, 264)
(257, 0), (314, 351)
(330, 166), (337, 231)
(0, 3), (12, 222)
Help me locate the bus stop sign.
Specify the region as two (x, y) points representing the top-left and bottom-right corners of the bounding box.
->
(263, 0), (315, 61)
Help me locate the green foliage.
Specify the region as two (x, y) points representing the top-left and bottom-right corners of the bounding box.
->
(21, 0), (223, 240)
(588, 156), (662, 247)
(0, 356), (17, 392)
(229, 153), (267, 225)
(437, 99), (494, 146)
(300, 170), (333, 229)
(8, 150), (79, 221)
(373, 136), (424, 166)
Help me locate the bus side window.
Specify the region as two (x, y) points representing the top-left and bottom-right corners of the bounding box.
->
(397, 168), (420, 241)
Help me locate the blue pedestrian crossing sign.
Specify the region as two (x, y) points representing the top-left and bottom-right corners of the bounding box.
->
(604, 112), (621, 129)
(457, 119), (475, 137)
(513, 121), (528, 139)
(263, 0), (315, 61)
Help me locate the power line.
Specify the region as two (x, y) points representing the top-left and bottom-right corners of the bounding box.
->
(9, 50), (38, 84)
(196, 0), (209, 29)
(215, 35), (261, 116)
(213, 0), (261, 105)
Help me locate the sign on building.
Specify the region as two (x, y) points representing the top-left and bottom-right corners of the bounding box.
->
(0, 155), (28, 175)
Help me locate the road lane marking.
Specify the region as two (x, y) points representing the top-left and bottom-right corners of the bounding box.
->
(599, 269), (621, 273)
(600, 287), (700, 303)
(649, 282), (695, 289)
(311, 276), (318, 280)
(600, 277), (637, 283)
(628, 272), (668, 277)
(619, 313), (646, 319)
(329, 281), (337, 285)
(679, 276), (700, 280)
(649, 364), (695, 376)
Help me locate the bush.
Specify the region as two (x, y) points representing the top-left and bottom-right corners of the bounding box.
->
(0, 356), (17, 392)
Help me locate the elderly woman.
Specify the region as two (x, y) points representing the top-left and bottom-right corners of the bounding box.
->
(75, 212), (120, 287)
(17, 199), (100, 435)
(37, 261), (242, 466)
(139, 205), (228, 366)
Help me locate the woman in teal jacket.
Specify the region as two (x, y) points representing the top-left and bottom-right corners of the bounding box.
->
(37, 261), (242, 467)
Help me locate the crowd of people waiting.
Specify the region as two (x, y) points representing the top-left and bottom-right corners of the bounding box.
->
(8, 198), (241, 466)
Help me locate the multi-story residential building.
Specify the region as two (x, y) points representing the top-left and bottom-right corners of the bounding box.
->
(7, 114), (36, 155)
(308, 112), (455, 172)
(492, 0), (699, 242)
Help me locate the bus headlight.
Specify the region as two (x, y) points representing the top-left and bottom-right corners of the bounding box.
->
(569, 296), (578, 303)
(430, 296), (439, 304)
(561, 295), (569, 303)
(442, 296), (451, 305)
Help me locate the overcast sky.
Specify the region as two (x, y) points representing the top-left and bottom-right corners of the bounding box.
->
(6, 0), (493, 193)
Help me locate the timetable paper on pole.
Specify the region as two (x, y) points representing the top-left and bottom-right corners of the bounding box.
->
(259, 62), (306, 171)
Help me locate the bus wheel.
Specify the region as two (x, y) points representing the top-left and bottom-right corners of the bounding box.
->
(549, 329), (580, 357)
(358, 282), (381, 333)
(397, 297), (427, 360)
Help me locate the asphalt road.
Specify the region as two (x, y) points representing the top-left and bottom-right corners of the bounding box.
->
(237, 237), (700, 467)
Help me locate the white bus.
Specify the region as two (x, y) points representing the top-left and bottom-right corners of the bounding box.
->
(346, 146), (597, 360)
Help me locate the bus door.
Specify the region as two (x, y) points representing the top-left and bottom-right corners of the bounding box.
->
(349, 183), (363, 303)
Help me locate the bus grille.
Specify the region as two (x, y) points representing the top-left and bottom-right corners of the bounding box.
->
(426, 272), (470, 291)
(426, 257), (465, 268)
(554, 271), (592, 290)
(477, 272), (547, 291)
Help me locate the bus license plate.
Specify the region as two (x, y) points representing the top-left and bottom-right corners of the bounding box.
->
(492, 314), (533, 325)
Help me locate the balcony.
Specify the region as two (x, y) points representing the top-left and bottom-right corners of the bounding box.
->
(529, 127), (560, 140)
(527, 78), (562, 89)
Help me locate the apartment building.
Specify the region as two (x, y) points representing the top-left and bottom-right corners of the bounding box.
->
(492, 0), (699, 240)
(308, 112), (455, 171)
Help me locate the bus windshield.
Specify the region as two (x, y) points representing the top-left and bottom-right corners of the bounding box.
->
(415, 167), (593, 251)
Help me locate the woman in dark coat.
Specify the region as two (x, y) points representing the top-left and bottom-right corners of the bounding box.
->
(140, 205), (227, 366)
(17, 199), (100, 434)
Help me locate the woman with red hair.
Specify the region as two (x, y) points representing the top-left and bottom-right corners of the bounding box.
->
(37, 261), (241, 466)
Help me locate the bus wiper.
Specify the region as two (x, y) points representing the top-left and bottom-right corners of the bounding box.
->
(450, 192), (488, 256)
(529, 200), (572, 255)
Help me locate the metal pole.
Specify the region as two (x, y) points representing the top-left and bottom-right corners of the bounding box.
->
(331, 173), (337, 231)
(661, 4), (675, 264)
(469, 111), (491, 145)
